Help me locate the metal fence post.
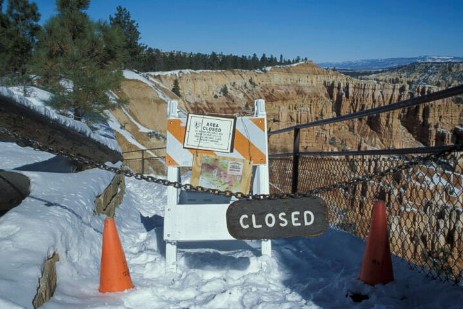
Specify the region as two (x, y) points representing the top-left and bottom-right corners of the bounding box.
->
(141, 150), (145, 175)
(292, 128), (300, 193)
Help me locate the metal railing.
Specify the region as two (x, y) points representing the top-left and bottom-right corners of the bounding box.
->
(268, 84), (463, 284)
(269, 84), (463, 194)
(122, 147), (166, 175)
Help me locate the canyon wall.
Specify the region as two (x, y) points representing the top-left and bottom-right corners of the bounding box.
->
(114, 62), (463, 155)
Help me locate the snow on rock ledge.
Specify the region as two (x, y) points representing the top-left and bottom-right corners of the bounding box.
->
(0, 86), (122, 164)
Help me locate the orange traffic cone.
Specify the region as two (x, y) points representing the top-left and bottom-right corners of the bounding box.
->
(99, 217), (134, 293)
(359, 200), (394, 285)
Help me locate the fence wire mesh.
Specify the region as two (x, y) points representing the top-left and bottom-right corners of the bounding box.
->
(269, 152), (463, 285)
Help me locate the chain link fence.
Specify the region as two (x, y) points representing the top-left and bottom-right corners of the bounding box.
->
(269, 151), (463, 285)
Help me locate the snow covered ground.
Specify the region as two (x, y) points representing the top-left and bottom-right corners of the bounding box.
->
(2, 143), (463, 308)
(1, 85), (463, 308)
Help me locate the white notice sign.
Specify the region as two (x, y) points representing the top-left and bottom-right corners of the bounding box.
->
(184, 114), (236, 152)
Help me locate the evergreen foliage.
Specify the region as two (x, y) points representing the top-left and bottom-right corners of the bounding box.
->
(220, 84), (229, 96)
(109, 5), (145, 70)
(0, 0), (41, 80)
(31, 0), (125, 120)
(135, 48), (305, 72)
(171, 78), (181, 97)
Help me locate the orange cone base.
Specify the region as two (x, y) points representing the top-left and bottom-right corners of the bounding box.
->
(359, 200), (394, 285)
(99, 218), (134, 293)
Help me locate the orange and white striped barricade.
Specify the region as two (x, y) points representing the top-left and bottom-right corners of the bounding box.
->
(164, 99), (270, 271)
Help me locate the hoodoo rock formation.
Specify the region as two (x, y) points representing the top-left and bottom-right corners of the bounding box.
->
(113, 62), (463, 155)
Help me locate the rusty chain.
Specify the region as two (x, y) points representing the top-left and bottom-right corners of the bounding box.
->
(2, 126), (463, 200)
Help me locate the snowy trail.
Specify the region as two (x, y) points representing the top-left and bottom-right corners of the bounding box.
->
(118, 175), (463, 308)
(91, 177), (463, 309)
(2, 140), (463, 308)
(115, 178), (313, 308)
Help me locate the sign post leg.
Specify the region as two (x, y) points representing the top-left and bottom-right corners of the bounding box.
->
(165, 241), (177, 272)
(253, 99), (272, 257)
(165, 163), (179, 272)
(261, 239), (272, 256)
(255, 165), (272, 256)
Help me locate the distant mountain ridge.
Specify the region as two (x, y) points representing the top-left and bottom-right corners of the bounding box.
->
(357, 62), (463, 88)
(317, 56), (463, 71)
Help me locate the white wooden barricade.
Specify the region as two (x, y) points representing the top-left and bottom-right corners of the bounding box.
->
(164, 99), (271, 271)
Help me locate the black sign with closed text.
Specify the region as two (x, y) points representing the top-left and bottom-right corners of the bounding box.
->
(226, 196), (329, 240)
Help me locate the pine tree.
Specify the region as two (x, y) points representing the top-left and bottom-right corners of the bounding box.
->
(171, 78), (181, 97)
(209, 52), (220, 70)
(0, 0), (40, 79)
(109, 5), (144, 70)
(260, 53), (268, 67)
(220, 84), (229, 96)
(31, 0), (125, 120)
(250, 53), (259, 69)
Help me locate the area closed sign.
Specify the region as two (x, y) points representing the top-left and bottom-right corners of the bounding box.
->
(184, 114), (236, 152)
(226, 196), (328, 240)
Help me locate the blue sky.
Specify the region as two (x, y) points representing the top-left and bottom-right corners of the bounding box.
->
(33, 0), (463, 63)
